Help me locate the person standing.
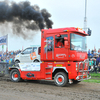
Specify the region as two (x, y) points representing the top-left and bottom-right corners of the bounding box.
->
(97, 55), (100, 73)
(93, 58), (97, 73)
(88, 49), (91, 58)
(89, 59), (93, 72)
(0, 57), (3, 62)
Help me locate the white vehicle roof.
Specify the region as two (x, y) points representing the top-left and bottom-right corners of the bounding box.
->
(30, 45), (40, 47)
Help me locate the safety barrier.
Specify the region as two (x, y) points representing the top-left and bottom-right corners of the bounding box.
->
(0, 62), (8, 77)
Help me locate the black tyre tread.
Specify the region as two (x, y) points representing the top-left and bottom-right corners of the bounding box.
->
(10, 69), (22, 82)
(54, 72), (68, 87)
(34, 59), (39, 62)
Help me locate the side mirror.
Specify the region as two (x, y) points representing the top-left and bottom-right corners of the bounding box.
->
(87, 28), (91, 36)
(57, 34), (61, 37)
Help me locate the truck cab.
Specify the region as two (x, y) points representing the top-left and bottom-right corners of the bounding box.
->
(41, 27), (88, 62)
(14, 45), (40, 63)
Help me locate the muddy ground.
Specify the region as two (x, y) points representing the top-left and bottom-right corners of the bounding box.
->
(0, 76), (100, 100)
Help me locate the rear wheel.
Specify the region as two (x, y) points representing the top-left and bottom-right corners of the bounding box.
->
(54, 72), (68, 87)
(34, 60), (39, 62)
(10, 69), (22, 82)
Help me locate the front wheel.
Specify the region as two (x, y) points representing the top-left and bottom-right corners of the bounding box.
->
(10, 69), (22, 82)
(54, 72), (68, 87)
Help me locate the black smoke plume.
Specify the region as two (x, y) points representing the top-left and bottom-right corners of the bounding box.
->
(0, 1), (53, 39)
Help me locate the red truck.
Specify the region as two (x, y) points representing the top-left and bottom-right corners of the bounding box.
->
(9, 27), (91, 86)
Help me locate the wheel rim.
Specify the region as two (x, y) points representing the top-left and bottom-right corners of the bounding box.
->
(14, 74), (18, 78)
(56, 75), (64, 85)
(58, 77), (62, 82)
(12, 72), (19, 81)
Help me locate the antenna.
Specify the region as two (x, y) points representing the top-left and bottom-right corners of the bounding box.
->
(84, 0), (87, 32)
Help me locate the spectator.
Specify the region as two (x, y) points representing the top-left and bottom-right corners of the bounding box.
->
(98, 49), (100, 55)
(88, 49), (91, 58)
(17, 50), (21, 55)
(97, 55), (100, 73)
(93, 53), (97, 59)
(96, 55), (100, 64)
(0, 57), (3, 62)
(91, 49), (94, 54)
(3, 57), (6, 62)
(93, 58), (98, 73)
(0, 54), (2, 57)
(98, 63), (100, 73)
(6, 57), (9, 63)
(90, 51), (94, 58)
(89, 59), (93, 72)
(11, 51), (13, 55)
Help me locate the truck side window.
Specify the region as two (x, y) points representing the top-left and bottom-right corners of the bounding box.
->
(22, 48), (32, 54)
(44, 36), (54, 52)
(33, 47), (37, 52)
(55, 34), (68, 48)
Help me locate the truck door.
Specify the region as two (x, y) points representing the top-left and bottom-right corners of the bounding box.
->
(20, 47), (33, 63)
(30, 47), (37, 62)
(44, 36), (54, 60)
(54, 34), (68, 61)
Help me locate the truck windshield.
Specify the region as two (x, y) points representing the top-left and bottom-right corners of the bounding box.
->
(70, 33), (87, 51)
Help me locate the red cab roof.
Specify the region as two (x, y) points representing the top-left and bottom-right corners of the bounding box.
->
(41, 27), (88, 36)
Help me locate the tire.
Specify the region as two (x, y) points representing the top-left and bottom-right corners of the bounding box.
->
(10, 69), (22, 82)
(73, 80), (81, 84)
(54, 72), (68, 87)
(34, 60), (39, 62)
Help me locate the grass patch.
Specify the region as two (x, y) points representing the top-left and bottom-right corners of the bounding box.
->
(83, 79), (100, 83)
(90, 73), (100, 78)
(83, 73), (100, 83)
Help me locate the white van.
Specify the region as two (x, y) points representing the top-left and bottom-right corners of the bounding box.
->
(14, 46), (41, 63)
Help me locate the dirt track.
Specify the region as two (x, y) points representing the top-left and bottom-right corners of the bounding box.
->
(0, 76), (100, 100)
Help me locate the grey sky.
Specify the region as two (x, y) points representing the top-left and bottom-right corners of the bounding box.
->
(0, 0), (100, 51)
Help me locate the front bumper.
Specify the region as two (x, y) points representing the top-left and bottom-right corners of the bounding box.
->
(76, 73), (91, 81)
